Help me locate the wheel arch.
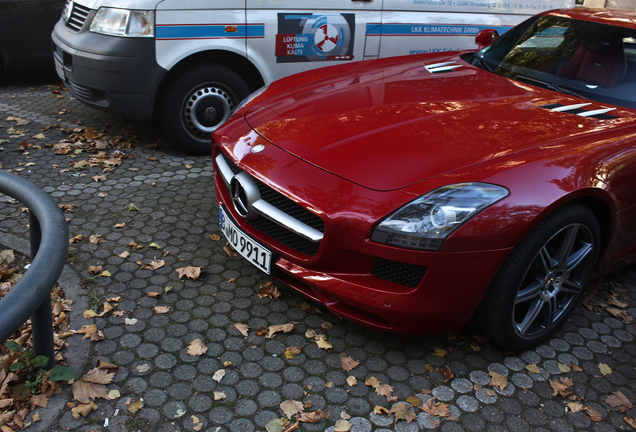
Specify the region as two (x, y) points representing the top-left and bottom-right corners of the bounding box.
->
(154, 50), (265, 117)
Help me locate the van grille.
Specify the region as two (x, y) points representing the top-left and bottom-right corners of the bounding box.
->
(64, 1), (91, 32)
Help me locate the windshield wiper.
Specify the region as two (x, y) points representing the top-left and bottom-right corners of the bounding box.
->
(472, 53), (493, 72)
(515, 74), (587, 99)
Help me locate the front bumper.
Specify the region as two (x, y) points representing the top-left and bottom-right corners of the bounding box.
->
(51, 15), (165, 120)
(213, 142), (513, 334)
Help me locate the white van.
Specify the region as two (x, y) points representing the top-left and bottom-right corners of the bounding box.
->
(52, 0), (573, 154)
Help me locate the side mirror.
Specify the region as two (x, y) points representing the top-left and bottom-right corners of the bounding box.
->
(475, 29), (500, 50)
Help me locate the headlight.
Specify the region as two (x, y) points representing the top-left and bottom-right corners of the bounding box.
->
(371, 183), (509, 251)
(233, 85), (269, 114)
(90, 8), (154, 37)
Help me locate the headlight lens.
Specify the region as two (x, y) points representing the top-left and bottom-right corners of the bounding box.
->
(90, 8), (154, 37)
(233, 85), (269, 114)
(371, 183), (509, 251)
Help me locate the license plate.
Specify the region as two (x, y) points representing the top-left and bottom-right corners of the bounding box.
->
(55, 59), (65, 80)
(219, 206), (272, 274)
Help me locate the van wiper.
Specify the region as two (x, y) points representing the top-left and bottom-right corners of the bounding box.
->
(515, 74), (587, 99)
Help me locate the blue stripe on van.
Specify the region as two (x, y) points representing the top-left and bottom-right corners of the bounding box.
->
(366, 23), (512, 36)
(156, 24), (265, 40)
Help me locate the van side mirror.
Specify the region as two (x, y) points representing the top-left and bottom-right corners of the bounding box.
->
(475, 29), (500, 50)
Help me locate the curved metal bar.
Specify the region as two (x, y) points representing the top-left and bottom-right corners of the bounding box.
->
(0, 171), (68, 368)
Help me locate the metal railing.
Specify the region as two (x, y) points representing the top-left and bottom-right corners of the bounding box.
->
(0, 171), (68, 369)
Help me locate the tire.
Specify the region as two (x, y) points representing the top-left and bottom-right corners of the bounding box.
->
(475, 204), (600, 351)
(160, 64), (251, 155)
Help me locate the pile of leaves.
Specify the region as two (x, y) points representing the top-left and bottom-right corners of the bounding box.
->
(0, 249), (75, 431)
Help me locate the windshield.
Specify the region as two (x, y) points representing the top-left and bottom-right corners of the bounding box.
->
(474, 14), (636, 109)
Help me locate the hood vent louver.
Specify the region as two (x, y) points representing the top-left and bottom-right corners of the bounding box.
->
(541, 103), (618, 120)
(425, 62), (463, 74)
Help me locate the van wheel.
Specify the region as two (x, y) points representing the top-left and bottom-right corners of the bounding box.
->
(161, 64), (250, 155)
(474, 204), (600, 351)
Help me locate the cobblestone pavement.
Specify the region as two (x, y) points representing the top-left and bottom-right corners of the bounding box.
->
(1, 70), (636, 432)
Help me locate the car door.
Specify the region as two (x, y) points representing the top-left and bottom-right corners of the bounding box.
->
(246, 0), (383, 85)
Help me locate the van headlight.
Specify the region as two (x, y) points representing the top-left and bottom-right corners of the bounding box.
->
(90, 8), (154, 37)
(371, 183), (509, 251)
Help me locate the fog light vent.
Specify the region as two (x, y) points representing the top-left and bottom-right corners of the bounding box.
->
(372, 258), (427, 288)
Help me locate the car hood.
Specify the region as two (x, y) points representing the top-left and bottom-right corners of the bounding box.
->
(245, 54), (630, 191)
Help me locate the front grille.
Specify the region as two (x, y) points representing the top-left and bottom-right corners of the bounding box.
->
(372, 258), (427, 287)
(220, 152), (324, 256)
(65, 1), (91, 32)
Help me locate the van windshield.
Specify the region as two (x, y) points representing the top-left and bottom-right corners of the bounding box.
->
(473, 15), (636, 109)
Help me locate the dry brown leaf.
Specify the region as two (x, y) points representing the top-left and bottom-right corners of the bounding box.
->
(235, 323), (249, 337)
(280, 400), (304, 419)
(390, 403), (417, 424)
(154, 305), (171, 314)
(296, 411), (329, 423)
(374, 405), (390, 415)
(334, 419), (352, 432)
(266, 323), (294, 339)
(128, 399), (143, 414)
(406, 396), (423, 408)
(376, 384), (394, 398)
(259, 281), (281, 299)
(339, 353), (360, 371)
(624, 416), (636, 429)
(72, 402), (97, 420)
(489, 371), (508, 391)
(605, 392), (633, 412)
(599, 363), (612, 376)
(587, 407), (603, 422)
(365, 377), (381, 388)
(212, 369), (226, 382)
(315, 335), (332, 350)
(71, 380), (109, 404)
(147, 292), (161, 298)
(82, 367), (115, 385)
(549, 379), (571, 398)
(175, 266), (203, 280)
(440, 366), (453, 383)
(567, 402), (587, 413)
(346, 376), (357, 387)
(526, 364), (541, 374)
(187, 339), (208, 356)
(76, 324), (98, 340)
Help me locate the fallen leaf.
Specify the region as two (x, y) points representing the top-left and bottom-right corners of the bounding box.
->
(267, 323), (294, 339)
(376, 384), (394, 398)
(214, 391), (226, 401)
(346, 376), (357, 387)
(587, 407), (603, 422)
(567, 402), (586, 413)
(154, 305), (170, 314)
(296, 411), (329, 423)
(128, 399), (143, 414)
(406, 396), (423, 407)
(558, 362), (570, 373)
(71, 380), (109, 404)
(147, 292), (161, 298)
(235, 323), (249, 337)
(391, 403), (416, 424)
(526, 364), (541, 374)
(71, 402), (97, 419)
(315, 335), (332, 350)
(489, 371), (508, 391)
(605, 392), (633, 412)
(82, 367), (115, 385)
(175, 266), (203, 280)
(259, 281), (281, 299)
(599, 363), (612, 376)
(339, 353), (359, 371)
(213, 369), (226, 382)
(334, 419), (352, 431)
(187, 339), (208, 356)
(374, 405), (390, 415)
(365, 377), (381, 388)
(280, 400), (304, 419)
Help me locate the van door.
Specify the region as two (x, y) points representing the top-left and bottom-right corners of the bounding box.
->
(246, 0), (383, 85)
(379, 1), (562, 57)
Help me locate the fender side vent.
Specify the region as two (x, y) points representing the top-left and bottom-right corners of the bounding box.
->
(540, 103), (618, 119)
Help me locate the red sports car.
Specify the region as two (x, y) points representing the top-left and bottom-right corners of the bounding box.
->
(213, 8), (636, 350)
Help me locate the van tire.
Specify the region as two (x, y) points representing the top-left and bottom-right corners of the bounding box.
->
(161, 64), (251, 155)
